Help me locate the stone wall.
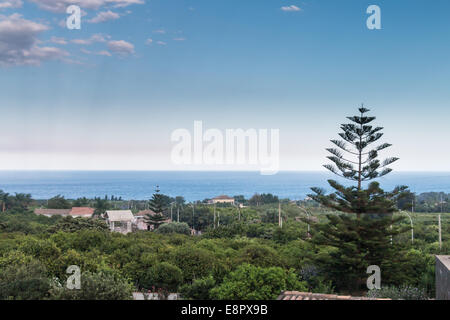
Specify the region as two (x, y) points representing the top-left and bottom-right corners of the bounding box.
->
(436, 255), (450, 300)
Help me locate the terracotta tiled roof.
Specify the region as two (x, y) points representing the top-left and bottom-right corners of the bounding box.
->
(34, 208), (71, 216)
(136, 209), (157, 216)
(70, 207), (94, 216)
(213, 195), (234, 200)
(277, 291), (390, 300)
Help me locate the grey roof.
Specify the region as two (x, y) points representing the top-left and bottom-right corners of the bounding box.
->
(436, 255), (450, 270)
(105, 210), (134, 222)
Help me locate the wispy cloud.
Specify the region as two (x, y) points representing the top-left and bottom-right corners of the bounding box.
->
(153, 29), (166, 34)
(71, 33), (109, 45)
(88, 10), (120, 24)
(156, 41), (166, 46)
(50, 36), (67, 45)
(96, 50), (111, 56)
(0, 0), (22, 10)
(81, 48), (112, 56)
(173, 37), (186, 41)
(145, 38), (153, 44)
(28, 0), (144, 13)
(108, 40), (134, 56)
(281, 5), (301, 12)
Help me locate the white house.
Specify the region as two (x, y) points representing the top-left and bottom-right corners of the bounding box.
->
(105, 210), (134, 234)
(208, 195), (235, 205)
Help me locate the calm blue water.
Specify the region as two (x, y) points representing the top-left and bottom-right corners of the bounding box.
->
(0, 171), (449, 201)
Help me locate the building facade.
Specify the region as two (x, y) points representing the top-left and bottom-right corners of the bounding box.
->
(436, 255), (450, 300)
(209, 195), (235, 205)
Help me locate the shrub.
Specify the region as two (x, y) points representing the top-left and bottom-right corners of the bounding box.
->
(140, 262), (183, 292)
(50, 271), (133, 300)
(367, 285), (428, 300)
(179, 276), (216, 300)
(0, 259), (51, 300)
(210, 264), (307, 300)
(155, 222), (190, 235)
(237, 244), (284, 268)
(170, 246), (214, 282)
(48, 216), (109, 233)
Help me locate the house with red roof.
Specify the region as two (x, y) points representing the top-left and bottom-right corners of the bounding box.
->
(34, 207), (94, 218)
(69, 207), (95, 218)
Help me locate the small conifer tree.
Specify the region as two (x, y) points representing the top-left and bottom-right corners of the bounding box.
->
(145, 186), (168, 229)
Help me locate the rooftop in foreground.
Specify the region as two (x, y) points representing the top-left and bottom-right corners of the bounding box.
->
(277, 291), (390, 300)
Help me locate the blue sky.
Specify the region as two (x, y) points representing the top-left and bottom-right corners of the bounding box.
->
(0, 0), (449, 171)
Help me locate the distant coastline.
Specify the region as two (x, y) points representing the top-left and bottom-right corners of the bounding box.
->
(0, 171), (449, 202)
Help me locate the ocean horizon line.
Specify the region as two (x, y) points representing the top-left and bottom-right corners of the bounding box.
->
(0, 171), (449, 202)
(0, 169), (449, 173)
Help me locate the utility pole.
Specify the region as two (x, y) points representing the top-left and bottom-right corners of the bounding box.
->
(438, 194), (444, 250)
(213, 203), (216, 229)
(438, 214), (442, 251)
(170, 203), (173, 221)
(405, 211), (414, 244)
(191, 203), (195, 232)
(297, 206), (311, 238)
(177, 207), (180, 223)
(278, 202), (282, 228)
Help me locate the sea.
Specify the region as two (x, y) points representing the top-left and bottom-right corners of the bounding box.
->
(0, 171), (449, 202)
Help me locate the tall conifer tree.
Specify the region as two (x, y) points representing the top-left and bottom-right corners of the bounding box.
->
(308, 106), (409, 293)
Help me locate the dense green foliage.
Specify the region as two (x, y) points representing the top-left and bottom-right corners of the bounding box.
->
(179, 276), (216, 300)
(93, 198), (110, 217)
(155, 222), (190, 235)
(140, 262), (183, 292)
(47, 195), (71, 209)
(210, 264), (306, 300)
(0, 206), (446, 300)
(50, 271), (133, 300)
(0, 259), (51, 300)
(48, 216), (109, 233)
(398, 192), (450, 213)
